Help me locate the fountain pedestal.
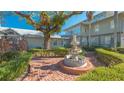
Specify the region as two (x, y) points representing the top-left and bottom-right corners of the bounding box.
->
(59, 35), (93, 75)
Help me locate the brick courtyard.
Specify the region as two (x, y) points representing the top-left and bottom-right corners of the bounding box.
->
(19, 52), (104, 81)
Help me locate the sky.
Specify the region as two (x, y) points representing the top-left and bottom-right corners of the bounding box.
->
(1, 12), (87, 35)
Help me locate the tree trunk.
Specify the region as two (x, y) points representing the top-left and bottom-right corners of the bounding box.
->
(44, 33), (51, 49)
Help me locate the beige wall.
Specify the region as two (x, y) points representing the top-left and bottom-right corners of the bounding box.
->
(81, 15), (124, 37)
(26, 37), (44, 49)
(26, 36), (66, 49)
(64, 12), (124, 47)
(80, 13), (124, 47)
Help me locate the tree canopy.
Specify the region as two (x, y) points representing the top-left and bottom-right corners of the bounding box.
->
(15, 11), (84, 34)
(0, 11), (84, 49)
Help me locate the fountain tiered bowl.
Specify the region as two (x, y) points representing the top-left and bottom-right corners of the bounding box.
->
(59, 35), (93, 75)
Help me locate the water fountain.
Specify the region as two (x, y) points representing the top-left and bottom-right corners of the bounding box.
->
(64, 35), (86, 67)
(59, 35), (93, 74)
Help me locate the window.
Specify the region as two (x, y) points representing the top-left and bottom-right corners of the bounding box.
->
(61, 41), (63, 46)
(95, 24), (99, 32)
(110, 20), (114, 29)
(105, 35), (111, 45)
(53, 41), (57, 46)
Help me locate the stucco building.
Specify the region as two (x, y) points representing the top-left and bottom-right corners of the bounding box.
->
(64, 11), (124, 48)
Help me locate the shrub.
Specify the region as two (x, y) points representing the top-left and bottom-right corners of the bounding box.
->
(29, 47), (69, 57)
(53, 47), (67, 50)
(80, 48), (87, 56)
(101, 47), (124, 54)
(77, 63), (124, 81)
(0, 52), (20, 62)
(28, 48), (42, 53)
(29, 47), (86, 57)
(82, 46), (95, 51)
(96, 48), (124, 66)
(117, 47), (124, 54)
(102, 47), (116, 52)
(64, 44), (71, 48)
(82, 45), (101, 51)
(52, 47), (68, 56)
(0, 52), (32, 80)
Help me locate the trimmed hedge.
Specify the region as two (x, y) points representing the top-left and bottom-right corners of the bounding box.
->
(96, 48), (124, 66)
(28, 47), (69, 57)
(77, 63), (124, 81)
(29, 47), (86, 57)
(101, 47), (124, 54)
(0, 52), (32, 80)
(82, 45), (106, 51)
(82, 46), (96, 51)
(117, 48), (124, 54)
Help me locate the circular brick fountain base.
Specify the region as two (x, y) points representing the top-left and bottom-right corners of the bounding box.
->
(59, 58), (94, 75)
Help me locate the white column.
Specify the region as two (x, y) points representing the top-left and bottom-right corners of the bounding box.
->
(80, 23), (83, 46)
(88, 21), (91, 47)
(113, 11), (118, 48)
(121, 33), (124, 47)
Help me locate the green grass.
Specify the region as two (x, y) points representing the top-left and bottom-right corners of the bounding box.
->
(77, 63), (124, 81)
(77, 48), (124, 81)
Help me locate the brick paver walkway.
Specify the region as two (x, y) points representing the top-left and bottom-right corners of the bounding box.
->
(20, 52), (105, 81)
(22, 58), (79, 81)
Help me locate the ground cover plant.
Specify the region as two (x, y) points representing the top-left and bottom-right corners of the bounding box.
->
(0, 51), (32, 80)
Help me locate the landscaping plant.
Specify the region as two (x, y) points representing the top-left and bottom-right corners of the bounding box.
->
(77, 63), (124, 81)
(77, 48), (124, 81)
(0, 52), (32, 80)
(28, 47), (69, 57)
(96, 48), (124, 66)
